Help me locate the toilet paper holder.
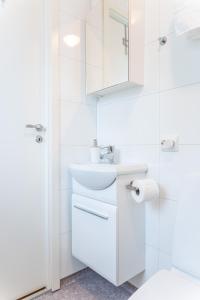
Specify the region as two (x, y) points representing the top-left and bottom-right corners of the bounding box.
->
(126, 181), (140, 195)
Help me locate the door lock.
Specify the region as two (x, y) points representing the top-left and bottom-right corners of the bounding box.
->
(35, 135), (43, 144)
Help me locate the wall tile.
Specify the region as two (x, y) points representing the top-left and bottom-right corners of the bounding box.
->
(60, 14), (85, 61)
(159, 146), (200, 200)
(158, 251), (172, 270)
(159, 151), (179, 200)
(60, 232), (85, 279)
(160, 84), (200, 145)
(159, 199), (177, 255)
(118, 145), (159, 180)
(160, 33), (200, 91)
(60, 57), (85, 102)
(159, 0), (176, 36)
(160, 0), (185, 36)
(143, 42), (160, 95)
(97, 94), (159, 146)
(86, 0), (103, 32)
(146, 200), (160, 248)
(145, 0), (159, 44)
(130, 246), (159, 287)
(60, 0), (90, 20)
(61, 101), (96, 146)
(145, 245), (159, 278)
(60, 146), (90, 190)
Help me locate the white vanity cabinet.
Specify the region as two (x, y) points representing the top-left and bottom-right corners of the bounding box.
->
(71, 164), (147, 286)
(72, 195), (117, 283)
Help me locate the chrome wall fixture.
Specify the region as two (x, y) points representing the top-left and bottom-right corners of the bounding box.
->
(159, 36), (167, 46)
(126, 181), (140, 195)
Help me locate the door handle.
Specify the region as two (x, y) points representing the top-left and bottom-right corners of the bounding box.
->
(26, 124), (44, 132)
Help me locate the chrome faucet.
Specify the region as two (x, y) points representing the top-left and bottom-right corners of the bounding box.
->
(99, 145), (114, 164)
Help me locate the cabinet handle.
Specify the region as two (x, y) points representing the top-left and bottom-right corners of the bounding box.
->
(73, 204), (109, 220)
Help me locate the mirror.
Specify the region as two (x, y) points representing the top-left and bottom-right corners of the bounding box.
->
(86, 0), (144, 96)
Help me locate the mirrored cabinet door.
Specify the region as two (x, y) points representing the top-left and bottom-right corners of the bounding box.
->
(86, 0), (145, 96)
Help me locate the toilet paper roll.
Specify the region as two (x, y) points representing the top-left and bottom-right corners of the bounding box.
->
(131, 179), (159, 203)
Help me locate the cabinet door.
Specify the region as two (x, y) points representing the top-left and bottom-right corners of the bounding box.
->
(72, 194), (117, 284)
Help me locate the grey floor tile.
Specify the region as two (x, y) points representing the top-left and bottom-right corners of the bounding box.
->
(36, 268), (136, 300)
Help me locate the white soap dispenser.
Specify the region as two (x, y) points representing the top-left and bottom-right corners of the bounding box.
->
(90, 139), (100, 164)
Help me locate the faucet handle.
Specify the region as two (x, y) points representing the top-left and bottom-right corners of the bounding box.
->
(99, 145), (115, 164)
(100, 145), (114, 152)
(108, 145), (114, 152)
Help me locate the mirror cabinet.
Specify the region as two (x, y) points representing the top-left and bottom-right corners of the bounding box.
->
(86, 0), (145, 96)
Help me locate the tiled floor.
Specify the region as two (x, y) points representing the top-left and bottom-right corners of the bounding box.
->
(36, 268), (136, 300)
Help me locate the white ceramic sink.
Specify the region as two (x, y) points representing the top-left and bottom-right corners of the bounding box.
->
(70, 164), (148, 190)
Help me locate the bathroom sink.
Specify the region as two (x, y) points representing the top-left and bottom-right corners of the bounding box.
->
(70, 164), (148, 190)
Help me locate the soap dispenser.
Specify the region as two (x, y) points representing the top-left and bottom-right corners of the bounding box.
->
(90, 139), (100, 164)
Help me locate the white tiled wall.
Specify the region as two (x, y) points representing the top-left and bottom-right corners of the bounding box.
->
(97, 0), (200, 287)
(59, 0), (97, 279)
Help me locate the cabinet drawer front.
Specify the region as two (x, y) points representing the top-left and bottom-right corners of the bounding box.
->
(72, 194), (117, 284)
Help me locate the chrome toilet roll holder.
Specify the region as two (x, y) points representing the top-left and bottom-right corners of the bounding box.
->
(126, 181), (140, 195)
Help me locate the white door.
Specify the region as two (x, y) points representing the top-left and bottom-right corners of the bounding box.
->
(0, 1), (48, 299)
